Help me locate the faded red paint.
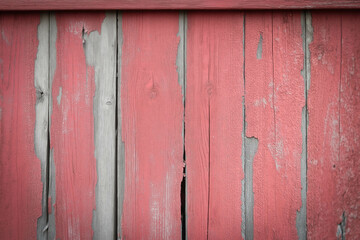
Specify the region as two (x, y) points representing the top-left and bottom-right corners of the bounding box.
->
(186, 12), (244, 240)
(120, 12), (183, 239)
(246, 12), (304, 239)
(50, 12), (104, 240)
(340, 13), (360, 238)
(0, 13), (42, 239)
(308, 12), (360, 239)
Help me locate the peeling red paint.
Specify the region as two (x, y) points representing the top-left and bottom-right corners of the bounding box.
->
(50, 12), (104, 240)
(246, 12), (304, 239)
(0, 13), (42, 239)
(308, 12), (360, 239)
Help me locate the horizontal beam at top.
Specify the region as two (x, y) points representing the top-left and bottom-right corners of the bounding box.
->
(1, 0), (360, 10)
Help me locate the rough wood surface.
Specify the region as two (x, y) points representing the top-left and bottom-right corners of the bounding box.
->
(307, 11), (360, 239)
(1, 0), (360, 10)
(119, 12), (183, 239)
(0, 13), (48, 240)
(48, 12), (116, 240)
(245, 11), (304, 240)
(186, 12), (244, 240)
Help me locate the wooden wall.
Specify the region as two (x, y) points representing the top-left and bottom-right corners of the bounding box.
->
(0, 10), (359, 240)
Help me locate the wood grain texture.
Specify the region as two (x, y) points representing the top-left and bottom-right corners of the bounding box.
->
(186, 12), (244, 240)
(1, 0), (360, 10)
(245, 11), (304, 239)
(0, 13), (47, 239)
(48, 12), (116, 240)
(120, 12), (183, 239)
(307, 11), (360, 239)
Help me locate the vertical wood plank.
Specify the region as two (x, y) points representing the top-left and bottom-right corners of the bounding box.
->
(245, 11), (304, 239)
(186, 12), (244, 240)
(308, 11), (360, 239)
(339, 12), (360, 238)
(48, 12), (116, 240)
(120, 12), (183, 239)
(0, 13), (48, 240)
(307, 12), (341, 240)
(244, 12), (273, 240)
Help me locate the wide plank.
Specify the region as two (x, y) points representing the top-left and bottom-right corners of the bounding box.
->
(245, 11), (304, 239)
(48, 12), (116, 240)
(119, 12), (184, 239)
(0, 13), (49, 240)
(186, 12), (244, 240)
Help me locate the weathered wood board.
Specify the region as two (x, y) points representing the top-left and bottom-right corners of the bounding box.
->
(186, 12), (244, 240)
(307, 11), (360, 239)
(119, 12), (184, 239)
(48, 12), (117, 239)
(0, 13), (49, 240)
(245, 11), (305, 239)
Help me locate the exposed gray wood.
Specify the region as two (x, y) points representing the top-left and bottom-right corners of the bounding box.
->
(35, 13), (50, 240)
(81, 12), (117, 240)
(117, 12), (125, 240)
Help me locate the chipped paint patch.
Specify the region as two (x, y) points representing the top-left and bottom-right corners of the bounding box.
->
(256, 33), (263, 59)
(56, 87), (62, 105)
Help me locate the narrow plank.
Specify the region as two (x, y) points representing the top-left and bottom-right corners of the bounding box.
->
(307, 12), (342, 239)
(339, 12), (360, 239)
(186, 12), (244, 240)
(246, 11), (304, 239)
(48, 12), (116, 239)
(1, 0), (360, 11)
(0, 13), (48, 239)
(120, 12), (183, 239)
(308, 11), (360, 239)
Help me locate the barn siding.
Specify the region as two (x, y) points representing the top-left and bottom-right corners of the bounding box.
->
(0, 10), (359, 240)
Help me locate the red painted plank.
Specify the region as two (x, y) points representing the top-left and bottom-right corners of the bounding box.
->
(49, 12), (104, 239)
(307, 12), (342, 239)
(0, 13), (42, 239)
(186, 12), (244, 240)
(308, 11), (360, 239)
(120, 12), (183, 239)
(246, 11), (304, 239)
(1, 0), (360, 10)
(339, 12), (360, 238)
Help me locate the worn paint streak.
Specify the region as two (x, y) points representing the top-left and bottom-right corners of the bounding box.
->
(308, 11), (360, 240)
(244, 136), (258, 240)
(0, 13), (43, 239)
(256, 33), (263, 59)
(48, 13), (57, 240)
(50, 12), (104, 240)
(34, 13), (50, 240)
(245, 11), (304, 239)
(82, 12), (117, 240)
(186, 12), (244, 240)
(296, 11), (310, 240)
(120, 12), (183, 240)
(117, 12), (125, 240)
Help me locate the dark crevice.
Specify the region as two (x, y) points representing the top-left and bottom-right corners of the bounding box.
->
(181, 147), (186, 240)
(115, 10), (119, 240)
(206, 101), (211, 240)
